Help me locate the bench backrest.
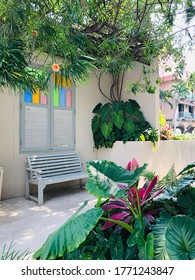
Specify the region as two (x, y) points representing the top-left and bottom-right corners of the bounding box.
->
(27, 152), (83, 179)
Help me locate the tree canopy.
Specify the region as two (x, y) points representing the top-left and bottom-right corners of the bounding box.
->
(0, 0), (194, 93)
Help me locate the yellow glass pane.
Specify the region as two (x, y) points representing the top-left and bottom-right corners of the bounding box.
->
(53, 74), (72, 87)
(53, 73), (61, 86)
(67, 79), (72, 87)
(32, 88), (40, 104)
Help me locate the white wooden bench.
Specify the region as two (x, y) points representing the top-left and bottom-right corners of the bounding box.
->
(26, 152), (88, 205)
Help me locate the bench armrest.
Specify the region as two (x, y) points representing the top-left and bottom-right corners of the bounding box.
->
(26, 168), (43, 174)
(26, 168), (43, 180)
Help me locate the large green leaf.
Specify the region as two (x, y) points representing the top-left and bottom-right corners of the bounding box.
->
(112, 101), (124, 112)
(111, 110), (124, 129)
(154, 177), (193, 202)
(177, 188), (195, 218)
(165, 215), (195, 260)
(123, 99), (140, 115)
(100, 103), (111, 121)
(91, 115), (101, 134)
(101, 122), (113, 139)
(178, 162), (195, 175)
(123, 119), (135, 134)
(86, 160), (147, 198)
(101, 217), (134, 233)
(136, 232), (154, 260)
(86, 174), (124, 198)
(92, 103), (102, 114)
(151, 212), (171, 260)
(33, 201), (103, 260)
(109, 235), (124, 260)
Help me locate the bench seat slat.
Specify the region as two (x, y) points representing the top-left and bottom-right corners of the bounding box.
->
(41, 169), (83, 178)
(30, 157), (80, 165)
(30, 172), (88, 184)
(32, 162), (81, 169)
(29, 154), (78, 161)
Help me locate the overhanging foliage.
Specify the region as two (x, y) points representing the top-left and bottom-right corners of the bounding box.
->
(0, 0), (194, 91)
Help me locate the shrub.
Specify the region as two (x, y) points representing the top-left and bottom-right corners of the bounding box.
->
(159, 111), (173, 140)
(92, 99), (158, 149)
(172, 134), (195, 140)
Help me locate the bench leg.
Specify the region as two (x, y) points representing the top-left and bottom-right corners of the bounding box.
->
(25, 171), (30, 199)
(25, 179), (30, 199)
(79, 179), (85, 190)
(38, 180), (45, 206)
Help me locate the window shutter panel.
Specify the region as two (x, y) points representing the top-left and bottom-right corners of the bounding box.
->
(24, 105), (49, 148)
(53, 109), (73, 148)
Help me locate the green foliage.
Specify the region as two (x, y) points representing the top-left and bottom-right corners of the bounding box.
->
(0, 0), (193, 93)
(32, 160), (195, 260)
(152, 213), (195, 260)
(154, 175), (194, 203)
(0, 37), (50, 91)
(109, 235), (124, 260)
(179, 162), (195, 175)
(159, 89), (173, 109)
(33, 201), (103, 260)
(157, 164), (178, 189)
(172, 134), (195, 141)
(0, 241), (31, 260)
(86, 160), (147, 198)
(177, 188), (195, 218)
(136, 232), (154, 260)
(159, 111), (173, 140)
(171, 82), (192, 99)
(91, 99), (158, 149)
(151, 212), (171, 260)
(165, 216), (195, 260)
(128, 66), (158, 95)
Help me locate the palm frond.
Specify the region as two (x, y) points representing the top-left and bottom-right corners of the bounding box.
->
(157, 164), (178, 189)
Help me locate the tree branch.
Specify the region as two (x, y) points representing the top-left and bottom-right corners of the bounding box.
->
(97, 72), (112, 102)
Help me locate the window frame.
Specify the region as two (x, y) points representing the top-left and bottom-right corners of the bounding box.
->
(19, 79), (76, 153)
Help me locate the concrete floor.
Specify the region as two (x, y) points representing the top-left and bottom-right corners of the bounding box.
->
(0, 186), (96, 257)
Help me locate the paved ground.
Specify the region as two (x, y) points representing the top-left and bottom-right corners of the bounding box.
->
(0, 186), (96, 257)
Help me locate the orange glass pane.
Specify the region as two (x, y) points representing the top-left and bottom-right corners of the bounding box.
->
(67, 79), (72, 87)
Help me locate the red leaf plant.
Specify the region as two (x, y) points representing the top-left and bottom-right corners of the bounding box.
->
(101, 159), (163, 231)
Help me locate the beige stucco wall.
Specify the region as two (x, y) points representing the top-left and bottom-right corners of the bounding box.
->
(0, 64), (159, 200)
(0, 72), (110, 200)
(97, 140), (195, 179)
(75, 72), (111, 160)
(122, 64), (159, 128)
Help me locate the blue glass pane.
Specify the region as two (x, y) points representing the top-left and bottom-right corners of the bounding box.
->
(60, 87), (66, 107)
(24, 89), (32, 103)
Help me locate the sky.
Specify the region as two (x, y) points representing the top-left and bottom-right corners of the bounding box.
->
(175, 8), (195, 73)
(185, 50), (195, 72)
